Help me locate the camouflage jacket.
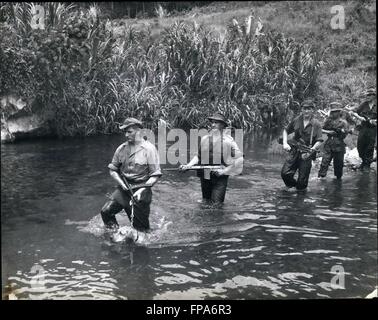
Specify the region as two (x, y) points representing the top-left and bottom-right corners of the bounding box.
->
(323, 117), (349, 152)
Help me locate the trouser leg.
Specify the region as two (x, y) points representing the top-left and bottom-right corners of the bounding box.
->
(296, 158), (313, 190)
(318, 150), (333, 177)
(109, 187), (152, 232)
(357, 128), (365, 162)
(281, 151), (300, 188)
(211, 175), (229, 203)
(364, 126), (377, 166)
(121, 188), (152, 232)
(333, 152), (345, 178)
(124, 202), (151, 232)
(200, 178), (213, 200)
(101, 200), (123, 229)
(358, 126), (376, 167)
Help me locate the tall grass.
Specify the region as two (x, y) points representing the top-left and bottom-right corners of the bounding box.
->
(1, 2), (328, 137)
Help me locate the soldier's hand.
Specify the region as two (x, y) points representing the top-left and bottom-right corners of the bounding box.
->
(179, 164), (191, 171)
(283, 143), (291, 152)
(301, 152), (311, 161)
(370, 119), (377, 126)
(213, 168), (226, 177)
(302, 148), (316, 161)
(133, 188), (145, 201)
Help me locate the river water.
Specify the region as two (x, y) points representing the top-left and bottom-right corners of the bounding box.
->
(1, 133), (377, 299)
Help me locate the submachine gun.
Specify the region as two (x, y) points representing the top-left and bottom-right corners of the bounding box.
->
(278, 137), (318, 160)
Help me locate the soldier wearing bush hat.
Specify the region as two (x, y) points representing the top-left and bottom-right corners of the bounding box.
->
(301, 99), (315, 109)
(179, 112), (243, 204)
(364, 88), (376, 97)
(318, 101), (350, 180)
(346, 87), (377, 170)
(119, 117), (143, 130)
(329, 101), (343, 113)
(100, 117), (162, 241)
(206, 112), (229, 126)
(280, 98), (323, 191)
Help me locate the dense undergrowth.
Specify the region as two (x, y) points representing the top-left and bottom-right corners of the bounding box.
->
(0, 1), (375, 137)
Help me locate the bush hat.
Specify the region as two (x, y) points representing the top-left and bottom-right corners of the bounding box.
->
(329, 102), (343, 112)
(301, 100), (315, 108)
(364, 88), (376, 96)
(207, 113), (228, 125)
(119, 118), (143, 130)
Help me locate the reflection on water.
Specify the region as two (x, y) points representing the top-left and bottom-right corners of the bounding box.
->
(6, 260), (126, 300)
(1, 133), (377, 299)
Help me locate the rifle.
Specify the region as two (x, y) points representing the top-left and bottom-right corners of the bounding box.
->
(346, 111), (377, 129)
(278, 137), (314, 154)
(322, 128), (354, 136)
(347, 110), (367, 122)
(118, 172), (151, 207)
(345, 107), (377, 123)
(163, 165), (225, 171)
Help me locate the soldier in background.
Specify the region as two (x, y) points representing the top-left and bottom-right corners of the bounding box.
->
(318, 102), (350, 180)
(346, 88), (377, 170)
(281, 100), (323, 191)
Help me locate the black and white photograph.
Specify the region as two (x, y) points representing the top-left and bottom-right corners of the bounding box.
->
(1, 1), (377, 304)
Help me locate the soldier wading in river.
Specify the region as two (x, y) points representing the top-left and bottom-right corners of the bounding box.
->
(346, 88), (377, 171)
(281, 100), (323, 191)
(100, 118), (162, 242)
(318, 102), (350, 180)
(180, 113), (243, 204)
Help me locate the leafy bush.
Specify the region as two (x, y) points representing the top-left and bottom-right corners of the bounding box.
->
(1, 2), (328, 137)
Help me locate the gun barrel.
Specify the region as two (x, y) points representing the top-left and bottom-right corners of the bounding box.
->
(163, 165), (224, 171)
(287, 142), (313, 152)
(119, 172), (138, 203)
(278, 138), (313, 151)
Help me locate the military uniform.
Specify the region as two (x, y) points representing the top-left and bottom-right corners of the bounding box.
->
(197, 132), (242, 203)
(281, 114), (323, 190)
(356, 98), (377, 168)
(318, 117), (349, 179)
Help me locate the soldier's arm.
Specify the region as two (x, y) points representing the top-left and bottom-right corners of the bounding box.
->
(222, 140), (244, 176)
(145, 145), (162, 186)
(322, 118), (337, 135)
(108, 146), (128, 190)
(282, 128), (292, 151)
(322, 118), (334, 131)
(312, 141), (323, 151)
(144, 175), (160, 187)
(109, 170), (128, 191)
(311, 123), (324, 151)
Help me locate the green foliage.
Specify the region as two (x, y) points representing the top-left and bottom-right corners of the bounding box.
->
(0, 2), (116, 136)
(1, 2), (328, 137)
